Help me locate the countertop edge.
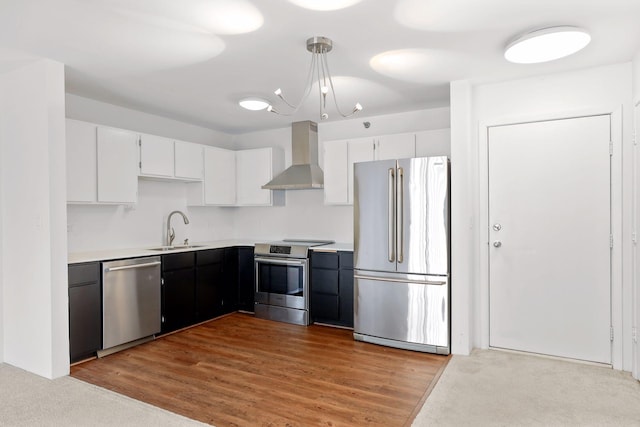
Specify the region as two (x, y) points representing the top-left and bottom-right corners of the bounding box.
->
(69, 240), (354, 264)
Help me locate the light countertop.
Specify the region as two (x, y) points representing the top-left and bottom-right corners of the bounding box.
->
(69, 239), (353, 264)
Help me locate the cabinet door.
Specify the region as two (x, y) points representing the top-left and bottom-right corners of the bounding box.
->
(68, 262), (101, 362)
(236, 148), (273, 206)
(97, 127), (138, 203)
(139, 133), (174, 177)
(66, 119), (97, 203)
(323, 140), (349, 205)
(347, 138), (375, 204)
(237, 247), (255, 312)
(415, 129), (451, 158)
(162, 268), (196, 334)
(196, 262), (223, 320)
(204, 146), (236, 205)
(175, 141), (203, 180)
(376, 133), (415, 160)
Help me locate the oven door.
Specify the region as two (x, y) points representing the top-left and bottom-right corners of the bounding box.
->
(254, 256), (308, 310)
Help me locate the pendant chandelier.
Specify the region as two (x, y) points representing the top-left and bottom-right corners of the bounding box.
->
(267, 36), (362, 120)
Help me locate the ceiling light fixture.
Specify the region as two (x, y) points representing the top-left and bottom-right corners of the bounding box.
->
(504, 26), (591, 64)
(267, 36), (362, 121)
(239, 97), (269, 111)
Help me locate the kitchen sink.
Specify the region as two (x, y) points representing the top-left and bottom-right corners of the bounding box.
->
(147, 245), (204, 252)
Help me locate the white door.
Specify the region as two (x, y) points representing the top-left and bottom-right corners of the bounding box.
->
(488, 115), (611, 364)
(139, 133), (174, 177)
(236, 148), (272, 206)
(66, 119), (97, 202)
(97, 127), (139, 204)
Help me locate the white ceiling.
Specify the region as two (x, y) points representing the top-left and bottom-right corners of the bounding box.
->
(1, 0), (639, 134)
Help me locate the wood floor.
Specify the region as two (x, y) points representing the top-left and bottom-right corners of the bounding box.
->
(71, 313), (449, 427)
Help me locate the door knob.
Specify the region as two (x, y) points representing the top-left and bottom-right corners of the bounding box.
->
(492, 223), (502, 231)
(493, 241), (502, 248)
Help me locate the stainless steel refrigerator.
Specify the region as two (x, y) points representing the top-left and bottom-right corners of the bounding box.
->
(353, 156), (450, 354)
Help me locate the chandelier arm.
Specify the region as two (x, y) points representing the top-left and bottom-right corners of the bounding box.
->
(277, 52), (317, 111)
(323, 53), (359, 118)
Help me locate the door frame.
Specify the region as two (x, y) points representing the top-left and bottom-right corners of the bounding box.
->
(477, 106), (623, 369)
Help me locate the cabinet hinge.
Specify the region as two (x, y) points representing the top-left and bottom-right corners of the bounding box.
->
(138, 139), (141, 147)
(633, 232), (638, 245)
(609, 235), (614, 248)
(139, 161), (142, 169)
(161, 315), (165, 323)
(161, 278), (164, 286)
(609, 141), (613, 156)
(610, 327), (614, 342)
(633, 327), (638, 343)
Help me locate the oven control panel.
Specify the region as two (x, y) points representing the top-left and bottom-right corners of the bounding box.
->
(270, 245), (291, 255)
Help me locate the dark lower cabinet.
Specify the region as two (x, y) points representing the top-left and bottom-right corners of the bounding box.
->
(222, 247), (239, 314)
(161, 252), (196, 334)
(310, 251), (354, 328)
(237, 247), (255, 312)
(68, 262), (101, 363)
(195, 248), (224, 321)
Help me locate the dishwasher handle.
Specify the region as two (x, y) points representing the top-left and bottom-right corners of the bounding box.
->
(104, 261), (161, 273)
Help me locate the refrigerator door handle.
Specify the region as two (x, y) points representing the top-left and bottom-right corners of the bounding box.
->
(397, 166), (404, 263)
(388, 167), (396, 262)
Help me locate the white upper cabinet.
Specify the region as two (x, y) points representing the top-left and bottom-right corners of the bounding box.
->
(347, 138), (376, 204)
(97, 127), (138, 204)
(376, 133), (416, 160)
(322, 139), (349, 205)
(66, 119), (97, 203)
(415, 128), (451, 158)
(139, 135), (203, 181)
(236, 147), (284, 206)
(187, 146), (236, 206)
(175, 141), (203, 180)
(139, 133), (174, 177)
(322, 130), (450, 205)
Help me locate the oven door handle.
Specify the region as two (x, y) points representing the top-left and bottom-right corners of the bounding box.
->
(254, 257), (307, 266)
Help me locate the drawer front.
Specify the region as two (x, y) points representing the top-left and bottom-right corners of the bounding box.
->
(162, 252), (195, 271)
(311, 268), (339, 295)
(68, 262), (100, 287)
(196, 248), (224, 266)
(312, 251), (339, 269)
(339, 251), (354, 269)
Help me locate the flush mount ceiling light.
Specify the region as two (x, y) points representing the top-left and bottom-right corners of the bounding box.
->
(267, 36), (362, 121)
(287, 0), (362, 11)
(504, 26), (591, 64)
(239, 97), (269, 111)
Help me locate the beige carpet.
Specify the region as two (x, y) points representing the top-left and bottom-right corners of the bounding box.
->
(414, 349), (640, 426)
(0, 363), (206, 426)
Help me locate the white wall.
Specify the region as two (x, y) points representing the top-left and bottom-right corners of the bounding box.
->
(0, 59), (68, 378)
(67, 180), (235, 252)
(631, 51), (640, 380)
(232, 107), (451, 243)
(455, 63), (634, 370)
(65, 94), (235, 149)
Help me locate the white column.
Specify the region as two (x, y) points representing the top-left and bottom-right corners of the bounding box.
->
(0, 58), (69, 378)
(450, 80), (474, 355)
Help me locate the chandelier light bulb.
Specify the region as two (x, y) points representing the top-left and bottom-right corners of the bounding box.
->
(354, 103), (363, 111)
(321, 86), (329, 94)
(321, 113), (329, 120)
(274, 88), (282, 96)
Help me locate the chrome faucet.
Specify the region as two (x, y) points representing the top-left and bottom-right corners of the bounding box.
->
(166, 210), (189, 247)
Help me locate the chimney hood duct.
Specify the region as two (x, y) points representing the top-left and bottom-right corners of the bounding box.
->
(262, 121), (324, 190)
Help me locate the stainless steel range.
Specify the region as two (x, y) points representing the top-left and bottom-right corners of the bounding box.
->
(254, 239), (334, 325)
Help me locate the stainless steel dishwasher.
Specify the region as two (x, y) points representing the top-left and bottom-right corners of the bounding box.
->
(99, 256), (161, 357)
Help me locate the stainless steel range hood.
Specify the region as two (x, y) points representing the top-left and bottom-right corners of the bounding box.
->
(262, 121), (324, 190)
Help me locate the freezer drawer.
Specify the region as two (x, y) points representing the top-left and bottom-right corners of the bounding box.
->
(353, 270), (449, 354)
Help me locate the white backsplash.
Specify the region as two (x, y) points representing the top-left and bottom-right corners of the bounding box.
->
(67, 179), (235, 252)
